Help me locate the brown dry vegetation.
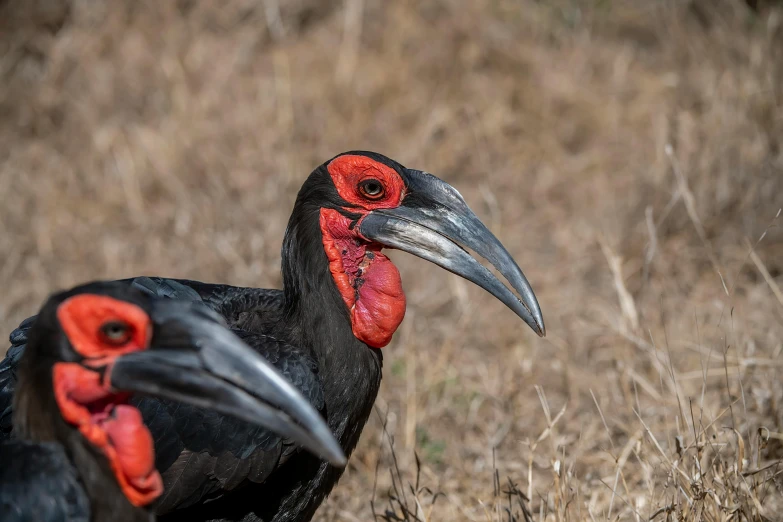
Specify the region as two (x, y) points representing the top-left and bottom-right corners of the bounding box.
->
(2, 0), (783, 520)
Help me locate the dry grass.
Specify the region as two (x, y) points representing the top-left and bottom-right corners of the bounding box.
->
(2, 0), (783, 520)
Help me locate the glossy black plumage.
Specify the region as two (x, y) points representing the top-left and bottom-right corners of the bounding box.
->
(0, 440), (90, 522)
(1, 280), (347, 522)
(0, 151), (544, 522)
(0, 155), (385, 522)
(127, 279), (329, 515)
(1, 275), (366, 522)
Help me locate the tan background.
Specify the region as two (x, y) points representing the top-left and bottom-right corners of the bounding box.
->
(2, 1), (783, 519)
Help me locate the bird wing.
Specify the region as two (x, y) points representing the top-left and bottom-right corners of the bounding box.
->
(0, 315), (34, 440)
(121, 276), (284, 326)
(0, 440), (91, 522)
(140, 330), (325, 514)
(0, 276), (325, 514)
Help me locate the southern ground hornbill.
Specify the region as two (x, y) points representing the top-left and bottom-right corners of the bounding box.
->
(0, 281), (344, 522)
(0, 151), (545, 522)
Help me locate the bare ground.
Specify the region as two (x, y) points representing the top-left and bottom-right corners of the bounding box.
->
(2, 1), (783, 520)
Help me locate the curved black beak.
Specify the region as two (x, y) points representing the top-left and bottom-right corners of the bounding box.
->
(359, 169), (545, 337)
(107, 300), (346, 467)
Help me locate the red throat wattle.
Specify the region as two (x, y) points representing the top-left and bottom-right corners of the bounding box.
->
(53, 362), (163, 507)
(53, 294), (162, 507)
(320, 208), (406, 348)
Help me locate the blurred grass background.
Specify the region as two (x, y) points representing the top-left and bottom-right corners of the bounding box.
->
(2, 0), (783, 520)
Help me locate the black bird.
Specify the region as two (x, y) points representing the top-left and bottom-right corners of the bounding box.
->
(0, 151), (545, 522)
(0, 282), (344, 522)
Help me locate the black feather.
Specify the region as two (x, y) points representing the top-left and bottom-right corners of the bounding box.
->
(0, 440), (91, 522)
(0, 152), (404, 521)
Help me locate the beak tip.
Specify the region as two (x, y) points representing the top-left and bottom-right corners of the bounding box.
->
(535, 315), (546, 337)
(523, 302), (545, 338)
(528, 318), (545, 337)
(330, 455), (348, 467)
(325, 445), (348, 467)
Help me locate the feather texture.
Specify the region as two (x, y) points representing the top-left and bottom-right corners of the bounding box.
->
(0, 440), (92, 522)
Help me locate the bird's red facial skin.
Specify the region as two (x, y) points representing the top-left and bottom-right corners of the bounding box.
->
(57, 295), (150, 360)
(327, 155), (406, 210)
(322, 155), (408, 346)
(53, 295), (163, 507)
(320, 208), (406, 348)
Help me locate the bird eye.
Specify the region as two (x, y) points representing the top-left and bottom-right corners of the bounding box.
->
(99, 321), (132, 346)
(358, 179), (385, 200)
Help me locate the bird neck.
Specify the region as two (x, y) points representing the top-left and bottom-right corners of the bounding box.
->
(280, 202), (383, 444)
(14, 355), (153, 522)
(245, 205), (384, 522)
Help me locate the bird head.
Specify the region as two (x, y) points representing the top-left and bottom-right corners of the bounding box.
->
(17, 282), (345, 507)
(292, 151), (545, 348)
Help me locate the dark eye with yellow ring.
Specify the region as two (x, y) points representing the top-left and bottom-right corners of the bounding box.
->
(358, 179), (385, 200)
(99, 321), (132, 346)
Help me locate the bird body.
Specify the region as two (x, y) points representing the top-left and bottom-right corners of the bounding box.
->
(81, 276), (378, 522)
(0, 283), (343, 522)
(0, 151), (545, 522)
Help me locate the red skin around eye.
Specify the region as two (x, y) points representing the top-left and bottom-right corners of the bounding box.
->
(321, 155), (409, 347)
(57, 295), (150, 359)
(326, 155), (406, 210)
(53, 296), (162, 507)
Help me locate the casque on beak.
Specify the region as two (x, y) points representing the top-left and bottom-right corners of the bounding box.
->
(358, 169), (545, 337)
